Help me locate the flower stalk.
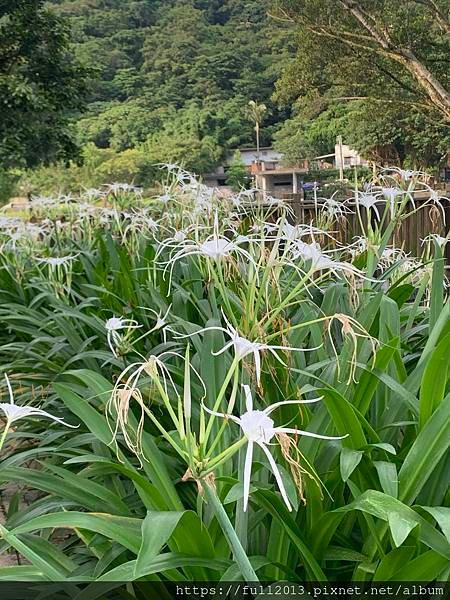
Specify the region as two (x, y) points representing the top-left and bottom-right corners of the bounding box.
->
(203, 479), (259, 582)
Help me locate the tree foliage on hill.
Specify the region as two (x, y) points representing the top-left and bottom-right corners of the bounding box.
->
(3, 0), (449, 195)
(0, 0), (89, 168)
(48, 0), (292, 170)
(273, 0), (450, 166)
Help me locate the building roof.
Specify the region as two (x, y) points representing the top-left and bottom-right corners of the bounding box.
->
(257, 167), (309, 175)
(231, 146), (275, 153)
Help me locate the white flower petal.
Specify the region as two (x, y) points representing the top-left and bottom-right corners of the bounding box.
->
(264, 397), (323, 415)
(243, 385), (253, 413)
(275, 427), (347, 440)
(258, 442), (292, 511)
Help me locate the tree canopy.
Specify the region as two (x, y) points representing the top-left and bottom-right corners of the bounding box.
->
(48, 0), (291, 164)
(0, 0), (89, 168)
(273, 0), (450, 166)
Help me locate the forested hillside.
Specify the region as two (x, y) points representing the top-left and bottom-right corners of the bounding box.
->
(46, 0), (291, 174)
(3, 0), (447, 195)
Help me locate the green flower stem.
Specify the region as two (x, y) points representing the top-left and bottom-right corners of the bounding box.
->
(152, 375), (181, 433)
(214, 260), (238, 328)
(253, 228), (284, 318)
(203, 357), (239, 447)
(203, 480), (258, 582)
(142, 405), (187, 458)
(204, 436), (246, 473)
(261, 268), (324, 331)
(0, 423), (10, 454)
(234, 389), (248, 551)
(206, 367), (240, 457)
(265, 315), (329, 343)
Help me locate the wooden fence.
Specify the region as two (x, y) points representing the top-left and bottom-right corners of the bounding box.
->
(283, 192), (450, 262)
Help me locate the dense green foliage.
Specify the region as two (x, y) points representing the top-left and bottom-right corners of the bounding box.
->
(0, 0), (88, 169)
(273, 0), (450, 166)
(49, 0), (290, 160)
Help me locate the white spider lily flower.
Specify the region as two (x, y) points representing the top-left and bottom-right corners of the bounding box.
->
(230, 188), (257, 209)
(1, 375), (77, 428)
(200, 237), (237, 259)
(105, 316), (142, 356)
(138, 305), (173, 343)
(29, 195), (58, 208)
(0, 217), (22, 230)
(37, 254), (79, 267)
(393, 259), (432, 290)
(1, 231), (25, 250)
(122, 213), (159, 240)
(106, 183), (142, 195)
(381, 187), (407, 201)
(173, 230), (187, 242)
(292, 241), (371, 280)
(110, 352), (180, 405)
(82, 188), (106, 200)
(160, 162), (182, 173)
(380, 187), (415, 216)
(161, 163), (199, 189)
(379, 246), (408, 268)
(154, 224), (211, 261)
(204, 385), (345, 511)
(347, 236), (370, 259)
(383, 167), (428, 181)
(322, 196), (352, 219)
(262, 221), (328, 242)
(107, 351), (185, 452)
(281, 222), (309, 241)
(398, 169), (421, 180)
(158, 227), (258, 291)
(235, 188), (257, 203)
(156, 193), (173, 204)
(150, 305), (172, 331)
(76, 202), (100, 216)
(355, 193), (381, 220)
(261, 195), (294, 216)
(421, 234), (448, 247)
(1, 222), (46, 250)
(143, 217), (159, 232)
(424, 188), (448, 222)
(175, 311), (317, 385)
(193, 196), (214, 215)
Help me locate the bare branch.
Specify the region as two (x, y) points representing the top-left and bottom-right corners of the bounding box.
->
(337, 0), (393, 49)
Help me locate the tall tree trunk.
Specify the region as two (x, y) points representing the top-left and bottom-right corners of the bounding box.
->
(397, 49), (450, 120)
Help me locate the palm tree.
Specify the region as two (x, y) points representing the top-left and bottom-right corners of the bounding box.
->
(247, 100), (267, 161)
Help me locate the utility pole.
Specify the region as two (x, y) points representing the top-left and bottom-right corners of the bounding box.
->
(337, 135), (344, 182)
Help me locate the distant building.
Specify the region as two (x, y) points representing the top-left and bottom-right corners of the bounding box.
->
(237, 147), (284, 167)
(334, 142), (368, 170)
(252, 159), (310, 195)
(203, 147), (284, 188)
(203, 142), (368, 194)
